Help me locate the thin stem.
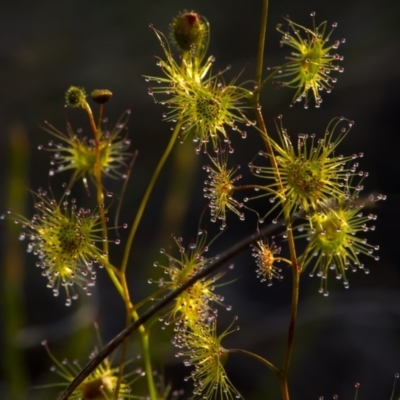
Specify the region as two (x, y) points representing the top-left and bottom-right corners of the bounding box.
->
(130, 307), (158, 400)
(254, 0), (269, 104)
(253, 2), (300, 399)
(280, 378), (290, 400)
(254, 111), (280, 198)
(103, 261), (123, 291)
(275, 257), (292, 266)
(255, 94), (298, 400)
(101, 260), (120, 276)
(120, 120), (182, 274)
(83, 102), (98, 140)
(102, 263), (158, 399)
(114, 275), (132, 398)
(228, 348), (280, 377)
(85, 101), (158, 399)
(127, 280), (158, 400)
(97, 104), (104, 131)
(83, 100), (110, 258)
(389, 375), (398, 400)
(280, 255), (300, 400)
(116, 120), (181, 399)
(139, 330), (156, 400)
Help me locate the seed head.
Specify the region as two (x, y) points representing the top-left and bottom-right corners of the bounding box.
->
(276, 12), (345, 108)
(90, 89), (113, 104)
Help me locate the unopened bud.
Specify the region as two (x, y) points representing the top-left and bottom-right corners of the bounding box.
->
(170, 11), (208, 52)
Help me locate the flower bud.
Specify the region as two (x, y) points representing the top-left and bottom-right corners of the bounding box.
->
(170, 11), (207, 52)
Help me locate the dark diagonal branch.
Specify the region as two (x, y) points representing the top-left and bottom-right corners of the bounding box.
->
(59, 220), (283, 400)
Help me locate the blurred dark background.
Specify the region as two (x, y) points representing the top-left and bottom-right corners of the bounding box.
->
(0, 0), (399, 399)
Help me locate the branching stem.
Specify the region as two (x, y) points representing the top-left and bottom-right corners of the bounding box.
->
(254, 2), (301, 400)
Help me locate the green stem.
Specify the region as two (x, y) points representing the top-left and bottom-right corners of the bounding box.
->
(86, 104), (126, 393)
(254, 2), (300, 400)
(97, 104), (104, 132)
(255, 95), (300, 400)
(120, 120), (182, 274)
(276, 257), (292, 266)
(115, 120), (181, 399)
(118, 273), (158, 400)
(229, 348), (280, 377)
(83, 100), (110, 258)
(254, 0), (269, 105)
(131, 310), (158, 400)
(102, 261), (158, 400)
(140, 331), (156, 399)
(114, 276), (133, 398)
(86, 101), (159, 399)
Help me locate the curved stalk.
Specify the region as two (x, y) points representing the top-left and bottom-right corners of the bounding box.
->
(275, 257), (292, 266)
(120, 120), (182, 274)
(228, 348), (280, 377)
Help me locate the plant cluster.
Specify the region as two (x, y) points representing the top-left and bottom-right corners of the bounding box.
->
(3, 3), (391, 400)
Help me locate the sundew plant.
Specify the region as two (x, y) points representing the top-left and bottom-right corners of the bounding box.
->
(1, 1), (395, 400)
